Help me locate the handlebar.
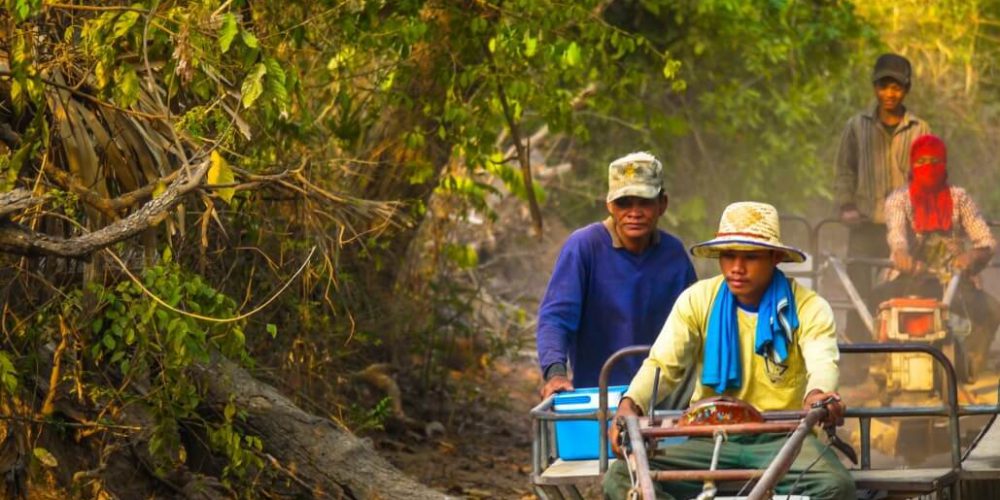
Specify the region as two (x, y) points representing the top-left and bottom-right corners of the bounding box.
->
(942, 273), (961, 306)
(746, 406), (830, 500)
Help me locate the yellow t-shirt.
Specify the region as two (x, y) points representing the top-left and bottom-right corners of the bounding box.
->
(625, 275), (839, 414)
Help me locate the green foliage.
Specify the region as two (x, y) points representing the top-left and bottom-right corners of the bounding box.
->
(557, 0), (877, 239)
(0, 0), (947, 492)
(7, 29), (44, 113)
(443, 243), (479, 270)
(485, 155), (546, 204)
(240, 63), (267, 109)
(0, 351), (18, 394)
(345, 397), (393, 434)
(88, 261), (253, 476)
(7, 0), (42, 22)
(208, 401), (264, 482)
(112, 65), (141, 108)
(218, 13), (239, 53)
(856, 1), (1000, 217)
(0, 111), (46, 191)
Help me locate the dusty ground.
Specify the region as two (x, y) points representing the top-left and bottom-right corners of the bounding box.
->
(374, 205), (570, 499)
(375, 353), (544, 499)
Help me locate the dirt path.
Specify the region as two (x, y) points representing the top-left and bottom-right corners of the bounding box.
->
(376, 352), (543, 499)
(376, 204), (572, 498)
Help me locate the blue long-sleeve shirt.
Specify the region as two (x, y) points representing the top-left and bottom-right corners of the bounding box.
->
(536, 220), (696, 387)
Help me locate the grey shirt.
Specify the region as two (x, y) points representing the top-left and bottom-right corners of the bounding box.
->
(834, 104), (930, 223)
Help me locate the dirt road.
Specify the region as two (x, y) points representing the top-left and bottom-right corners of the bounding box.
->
(377, 352), (544, 499)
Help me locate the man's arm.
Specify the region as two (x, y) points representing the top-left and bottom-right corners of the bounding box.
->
(796, 292), (845, 425)
(954, 188), (996, 276)
(536, 239), (587, 398)
(884, 190), (922, 274)
(834, 118), (860, 218)
(796, 293), (840, 397)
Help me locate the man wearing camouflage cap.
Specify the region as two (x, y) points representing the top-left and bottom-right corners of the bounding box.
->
(537, 152), (696, 399)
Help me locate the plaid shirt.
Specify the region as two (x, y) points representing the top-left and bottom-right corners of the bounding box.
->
(885, 186), (996, 254)
(834, 105), (930, 223)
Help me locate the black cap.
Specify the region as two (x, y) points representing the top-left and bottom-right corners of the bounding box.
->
(872, 53), (912, 87)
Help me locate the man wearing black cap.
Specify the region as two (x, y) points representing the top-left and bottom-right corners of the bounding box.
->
(833, 53), (931, 359)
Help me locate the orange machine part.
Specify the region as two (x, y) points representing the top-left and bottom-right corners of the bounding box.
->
(677, 397), (764, 426)
(898, 311), (935, 337)
(878, 297), (943, 310)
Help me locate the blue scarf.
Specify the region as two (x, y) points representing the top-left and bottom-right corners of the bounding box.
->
(701, 270), (799, 393)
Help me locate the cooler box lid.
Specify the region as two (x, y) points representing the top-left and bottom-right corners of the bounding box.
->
(553, 385), (628, 412)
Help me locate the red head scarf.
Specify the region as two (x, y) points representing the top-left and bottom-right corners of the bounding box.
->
(908, 134), (952, 233)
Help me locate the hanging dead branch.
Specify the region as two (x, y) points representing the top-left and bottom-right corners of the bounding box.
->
(0, 160), (209, 258)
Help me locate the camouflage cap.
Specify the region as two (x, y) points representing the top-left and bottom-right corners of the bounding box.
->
(606, 152), (664, 203)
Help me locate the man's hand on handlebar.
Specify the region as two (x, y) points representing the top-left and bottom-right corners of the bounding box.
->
(891, 249), (925, 275)
(953, 248), (992, 276)
(803, 390), (845, 426)
(953, 251), (974, 275)
(609, 397), (642, 458)
(839, 205), (863, 225)
(539, 375), (573, 400)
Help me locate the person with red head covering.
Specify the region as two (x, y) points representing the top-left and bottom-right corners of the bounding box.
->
(872, 134), (1000, 376)
(834, 54), (932, 380)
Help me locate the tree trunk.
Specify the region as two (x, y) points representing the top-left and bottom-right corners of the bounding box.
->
(192, 353), (451, 500)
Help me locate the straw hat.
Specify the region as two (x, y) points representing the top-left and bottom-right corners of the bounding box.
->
(689, 202), (806, 263)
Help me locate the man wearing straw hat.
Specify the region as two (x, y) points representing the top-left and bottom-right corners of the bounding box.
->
(536, 152), (696, 399)
(604, 202), (852, 500)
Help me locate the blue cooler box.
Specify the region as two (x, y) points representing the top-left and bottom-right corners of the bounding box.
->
(553, 385), (628, 460)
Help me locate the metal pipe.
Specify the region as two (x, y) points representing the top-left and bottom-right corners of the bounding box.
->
(844, 257), (894, 267)
(960, 405), (1000, 416)
(536, 399), (995, 420)
(649, 367), (661, 427)
(709, 431), (725, 471)
(640, 421), (800, 438)
(532, 411), (612, 421)
(810, 218), (843, 268)
(599, 346), (651, 472)
(847, 406), (949, 417)
(625, 415), (656, 500)
(694, 430), (727, 500)
(779, 214), (819, 285)
(840, 343), (961, 468)
(942, 274), (961, 307)
(532, 417), (541, 477)
(826, 254), (875, 336)
(961, 377), (1000, 462)
(651, 469), (764, 482)
(528, 394), (555, 417)
(746, 407), (827, 500)
(860, 417), (871, 470)
(565, 486), (584, 500)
